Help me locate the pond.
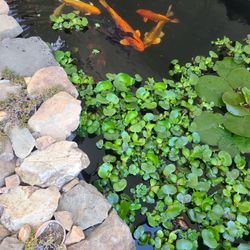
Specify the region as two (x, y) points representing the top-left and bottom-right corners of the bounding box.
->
(9, 0), (250, 249)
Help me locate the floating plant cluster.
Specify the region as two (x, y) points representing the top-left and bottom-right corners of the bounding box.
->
(54, 35), (250, 250)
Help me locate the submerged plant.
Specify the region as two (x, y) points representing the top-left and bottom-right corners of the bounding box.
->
(50, 12), (88, 31)
(55, 35), (250, 249)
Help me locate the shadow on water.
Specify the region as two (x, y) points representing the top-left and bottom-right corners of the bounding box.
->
(8, 0), (250, 249)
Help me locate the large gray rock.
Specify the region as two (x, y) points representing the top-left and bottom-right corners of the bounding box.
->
(0, 80), (21, 101)
(0, 160), (15, 187)
(0, 134), (13, 161)
(0, 237), (24, 250)
(28, 92), (81, 140)
(0, 15), (23, 41)
(0, 37), (59, 76)
(58, 181), (111, 230)
(16, 141), (90, 189)
(8, 127), (35, 159)
(0, 224), (10, 241)
(0, 186), (60, 231)
(27, 66), (78, 98)
(0, 0), (9, 15)
(68, 210), (135, 250)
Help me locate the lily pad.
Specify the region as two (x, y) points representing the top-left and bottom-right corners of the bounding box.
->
(226, 67), (250, 89)
(196, 75), (232, 106)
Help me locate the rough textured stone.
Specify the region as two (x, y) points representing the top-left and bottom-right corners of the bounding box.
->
(0, 111), (8, 123)
(62, 178), (79, 193)
(54, 211), (73, 231)
(28, 66), (78, 98)
(0, 135), (13, 161)
(68, 210), (135, 250)
(0, 236), (24, 250)
(0, 160), (15, 187)
(0, 224), (10, 241)
(0, 37), (59, 76)
(8, 127), (35, 159)
(18, 224), (31, 243)
(65, 226), (85, 245)
(0, 15), (23, 41)
(58, 181), (111, 230)
(28, 92), (81, 140)
(0, 80), (21, 101)
(0, 186), (60, 231)
(35, 135), (56, 150)
(16, 141), (89, 189)
(0, 0), (9, 15)
(5, 174), (20, 189)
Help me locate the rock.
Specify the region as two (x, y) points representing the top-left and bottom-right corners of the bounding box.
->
(68, 210), (135, 250)
(35, 135), (56, 150)
(0, 37), (59, 76)
(16, 141), (89, 189)
(0, 0), (9, 15)
(0, 224), (10, 241)
(54, 211), (73, 231)
(0, 15), (23, 41)
(28, 66), (78, 98)
(18, 224), (31, 243)
(0, 80), (21, 101)
(8, 127), (35, 159)
(0, 160), (15, 187)
(0, 111), (8, 123)
(0, 135), (13, 161)
(62, 178), (79, 193)
(0, 186), (60, 231)
(28, 92), (81, 140)
(0, 236), (24, 250)
(65, 226), (85, 245)
(5, 174), (20, 189)
(24, 77), (31, 85)
(58, 181), (111, 230)
(0, 187), (9, 194)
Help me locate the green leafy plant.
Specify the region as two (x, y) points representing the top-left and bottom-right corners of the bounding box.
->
(50, 12), (88, 31)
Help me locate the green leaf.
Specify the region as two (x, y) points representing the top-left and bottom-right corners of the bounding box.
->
(106, 93), (119, 104)
(95, 80), (113, 92)
(163, 164), (176, 176)
(176, 239), (193, 250)
(141, 162), (156, 174)
(196, 75), (232, 106)
(107, 193), (119, 204)
(201, 229), (218, 249)
(124, 111), (138, 125)
(226, 67), (250, 89)
(98, 163), (113, 178)
(177, 193), (192, 203)
(114, 73), (135, 91)
(238, 243), (250, 250)
(223, 113), (250, 138)
(81, 17), (88, 26)
(113, 179), (127, 192)
(165, 203), (184, 220)
(136, 87), (149, 100)
(134, 225), (144, 240)
(218, 151), (232, 166)
(222, 91), (250, 116)
(161, 184), (177, 195)
(242, 87), (250, 104)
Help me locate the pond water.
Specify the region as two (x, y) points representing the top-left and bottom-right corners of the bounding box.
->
(9, 0), (250, 249)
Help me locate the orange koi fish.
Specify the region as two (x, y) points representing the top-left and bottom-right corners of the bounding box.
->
(99, 0), (144, 52)
(62, 0), (101, 15)
(52, 3), (65, 17)
(136, 9), (178, 23)
(143, 5), (179, 48)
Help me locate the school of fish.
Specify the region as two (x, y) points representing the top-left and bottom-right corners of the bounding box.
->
(53, 0), (179, 52)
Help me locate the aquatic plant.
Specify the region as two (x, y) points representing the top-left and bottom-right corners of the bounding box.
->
(55, 35), (250, 250)
(50, 12), (88, 31)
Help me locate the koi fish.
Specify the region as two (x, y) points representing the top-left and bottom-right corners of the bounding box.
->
(52, 3), (65, 17)
(62, 0), (101, 15)
(99, 0), (144, 52)
(143, 5), (178, 48)
(136, 9), (178, 23)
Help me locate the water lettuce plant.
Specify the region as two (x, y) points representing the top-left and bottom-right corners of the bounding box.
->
(54, 35), (250, 250)
(50, 12), (88, 31)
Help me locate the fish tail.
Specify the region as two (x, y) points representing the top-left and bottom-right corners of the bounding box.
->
(171, 18), (179, 23)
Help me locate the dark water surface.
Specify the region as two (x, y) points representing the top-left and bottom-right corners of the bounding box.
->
(9, 0), (250, 249)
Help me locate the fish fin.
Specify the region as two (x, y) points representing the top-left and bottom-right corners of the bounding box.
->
(171, 18), (179, 23)
(135, 30), (141, 37)
(144, 32), (149, 37)
(120, 38), (130, 46)
(143, 17), (148, 23)
(85, 12), (91, 15)
(73, 10), (80, 15)
(152, 38), (161, 45)
(159, 32), (165, 38)
(89, 2), (94, 6)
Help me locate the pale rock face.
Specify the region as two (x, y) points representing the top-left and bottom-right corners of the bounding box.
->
(0, 224), (10, 241)
(0, 134), (14, 161)
(18, 224), (31, 243)
(28, 91), (81, 140)
(5, 174), (20, 189)
(16, 141), (90, 189)
(8, 126), (35, 159)
(58, 181), (111, 230)
(0, 236), (25, 250)
(54, 211), (73, 231)
(0, 186), (60, 231)
(68, 210), (135, 250)
(0, 80), (21, 101)
(65, 225), (85, 245)
(35, 135), (56, 150)
(0, 160), (15, 187)
(62, 178), (79, 193)
(27, 66), (78, 98)
(0, 0), (9, 15)
(0, 111), (8, 123)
